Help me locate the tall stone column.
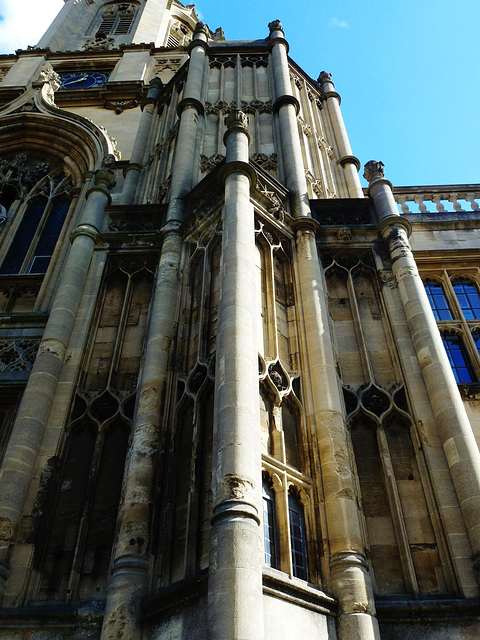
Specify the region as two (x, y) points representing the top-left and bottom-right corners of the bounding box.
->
(365, 160), (480, 582)
(122, 77), (163, 205)
(317, 71), (363, 198)
(100, 22), (209, 640)
(207, 111), (264, 639)
(0, 166), (115, 600)
(293, 218), (380, 640)
(268, 20), (310, 218)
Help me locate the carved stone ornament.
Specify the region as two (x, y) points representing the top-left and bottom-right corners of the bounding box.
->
(104, 99), (138, 115)
(224, 109), (249, 130)
(268, 19), (284, 33)
(94, 168), (116, 190)
(200, 154), (225, 173)
(363, 160), (385, 183)
(317, 71), (332, 84)
(38, 66), (61, 92)
(337, 227), (352, 242)
(83, 31), (115, 51)
(194, 21), (209, 37)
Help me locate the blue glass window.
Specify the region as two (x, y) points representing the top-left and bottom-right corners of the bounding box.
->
(473, 332), (480, 357)
(288, 492), (308, 580)
(453, 279), (480, 320)
(424, 279), (452, 321)
(263, 482), (277, 568)
(441, 333), (473, 383)
(0, 197), (69, 275)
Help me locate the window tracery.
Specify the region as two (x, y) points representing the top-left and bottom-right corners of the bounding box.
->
(96, 3), (138, 36)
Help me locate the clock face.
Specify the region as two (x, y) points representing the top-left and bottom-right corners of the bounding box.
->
(59, 71), (109, 89)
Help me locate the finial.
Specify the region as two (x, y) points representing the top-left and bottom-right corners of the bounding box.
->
(363, 160), (385, 183)
(317, 71), (332, 84)
(194, 21), (209, 37)
(268, 20), (284, 34)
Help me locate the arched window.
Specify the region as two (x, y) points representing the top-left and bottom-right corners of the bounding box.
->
(262, 479), (277, 568)
(288, 490), (308, 580)
(424, 279), (452, 320)
(97, 3), (138, 36)
(441, 332), (473, 383)
(0, 175), (71, 275)
(452, 278), (480, 320)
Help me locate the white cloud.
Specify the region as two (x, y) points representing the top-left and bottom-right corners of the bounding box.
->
(0, 0), (63, 54)
(329, 17), (349, 29)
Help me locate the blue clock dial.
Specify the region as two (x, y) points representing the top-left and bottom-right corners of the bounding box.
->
(60, 71), (109, 89)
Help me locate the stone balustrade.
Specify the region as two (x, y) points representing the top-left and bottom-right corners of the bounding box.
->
(391, 184), (480, 214)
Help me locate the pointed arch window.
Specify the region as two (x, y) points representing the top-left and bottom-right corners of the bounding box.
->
(0, 175), (72, 275)
(262, 480), (277, 568)
(97, 3), (138, 36)
(288, 490), (308, 580)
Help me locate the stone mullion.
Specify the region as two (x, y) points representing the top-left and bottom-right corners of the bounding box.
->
(66, 428), (105, 602)
(0, 166), (115, 601)
(365, 160), (480, 586)
(376, 424), (419, 594)
(100, 22), (209, 640)
(347, 271), (374, 383)
(35, 183), (83, 311)
(292, 220), (380, 640)
(208, 110), (264, 639)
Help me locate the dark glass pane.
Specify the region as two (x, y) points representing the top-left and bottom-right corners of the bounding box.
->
(29, 198), (70, 273)
(441, 333), (473, 383)
(263, 483), (277, 568)
(453, 279), (480, 320)
(424, 279), (452, 321)
(0, 199), (46, 274)
(288, 493), (307, 580)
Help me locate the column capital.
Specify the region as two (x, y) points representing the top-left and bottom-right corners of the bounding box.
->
(338, 155), (361, 171)
(93, 167), (116, 191)
(223, 110), (251, 146)
(141, 76), (164, 110)
(291, 216), (321, 236)
(377, 215), (412, 240)
(218, 161), (257, 187)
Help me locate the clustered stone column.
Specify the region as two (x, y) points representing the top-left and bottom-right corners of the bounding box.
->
(365, 159), (480, 582)
(293, 218), (380, 640)
(0, 166), (116, 599)
(268, 20), (310, 218)
(208, 110), (264, 639)
(317, 71), (363, 198)
(121, 77), (163, 205)
(266, 19), (380, 639)
(100, 22), (209, 640)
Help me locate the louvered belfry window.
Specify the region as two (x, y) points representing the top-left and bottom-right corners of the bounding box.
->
(98, 3), (137, 36)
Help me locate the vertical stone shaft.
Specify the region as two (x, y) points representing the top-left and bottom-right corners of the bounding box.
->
(317, 72), (363, 198)
(365, 160), (480, 580)
(0, 168), (115, 598)
(208, 111), (264, 639)
(122, 78), (163, 205)
(268, 20), (310, 218)
(100, 23), (209, 640)
(293, 219), (380, 640)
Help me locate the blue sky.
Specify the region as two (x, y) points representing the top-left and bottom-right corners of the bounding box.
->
(0, 0), (478, 188)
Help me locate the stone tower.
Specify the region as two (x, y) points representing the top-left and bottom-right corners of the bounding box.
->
(0, 1), (479, 638)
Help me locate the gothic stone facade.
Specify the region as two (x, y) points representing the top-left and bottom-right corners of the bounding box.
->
(0, 2), (478, 639)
